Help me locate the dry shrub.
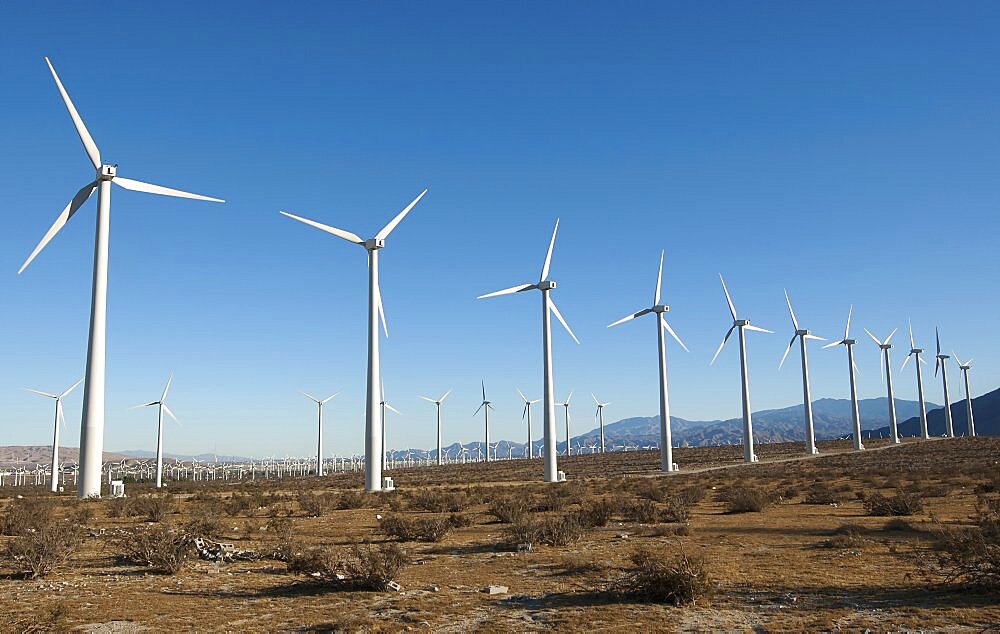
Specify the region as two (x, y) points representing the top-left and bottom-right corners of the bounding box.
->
(488, 495), (531, 524)
(298, 492), (337, 517)
(185, 501), (224, 537)
(135, 495), (173, 522)
(505, 513), (582, 547)
(447, 513), (472, 528)
(337, 491), (372, 510)
(111, 525), (191, 574)
(574, 498), (615, 528)
(675, 485), (707, 506)
(4, 520), (83, 578)
(1, 497), (56, 536)
(622, 499), (659, 524)
(409, 490), (468, 513)
(634, 480), (664, 502)
(610, 548), (714, 605)
(534, 489), (571, 512)
(822, 524), (868, 549)
(379, 514), (452, 542)
(884, 518), (915, 532)
(660, 495), (694, 523)
(223, 492), (257, 516)
(719, 486), (776, 513)
(107, 496), (139, 519)
(864, 490), (924, 516)
(803, 484), (842, 505)
(286, 543), (409, 591)
(929, 495), (1000, 591)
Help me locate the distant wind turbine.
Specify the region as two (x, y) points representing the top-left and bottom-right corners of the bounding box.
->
(474, 381), (494, 462)
(822, 306), (864, 450)
(778, 290), (825, 455)
(477, 219), (579, 483)
(517, 388), (540, 459)
(559, 392), (573, 456)
(865, 328), (900, 444)
(607, 251), (689, 471)
(418, 389), (452, 465)
(953, 352), (975, 437)
(301, 390), (340, 476)
(19, 58), (224, 498)
(22, 378), (83, 492)
(380, 380), (401, 471)
(710, 275), (772, 463)
(280, 189), (427, 490)
(899, 320), (930, 439)
(934, 327), (955, 438)
(592, 394), (610, 454)
(131, 376), (181, 488)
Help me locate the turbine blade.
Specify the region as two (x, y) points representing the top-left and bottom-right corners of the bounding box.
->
(901, 354), (911, 371)
(549, 299), (580, 344)
(784, 289), (799, 330)
(130, 402), (159, 409)
(935, 356), (940, 377)
(58, 402), (67, 431)
(58, 378), (85, 399)
(885, 328), (898, 344)
(481, 380), (486, 402)
(567, 390), (573, 404)
(779, 334), (796, 370)
(517, 388), (528, 403)
(607, 308), (649, 328)
(539, 218), (560, 282)
(661, 316), (689, 352)
(19, 181), (97, 274)
(301, 391), (320, 403)
(384, 404), (401, 415)
(822, 339), (843, 349)
(473, 403), (484, 416)
(439, 389), (452, 403)
(908, 319), (915, 349)
(162, 404), (181, 426)
(418, 396), (436, 403)
(279, 211), (364, 245)
(803, 334), (825, 341)
(21, 388), (57, 399)
(522, 403), (528, 420)
(115, 177), (224, 203)
(853, 358), (861, 376)
(654, 250), (664, 305)
(44, 57), (101, 170)
(880, 351), (886, 384)
(160, 374), (173, 403)
(719, 274), (737, 321)
(592, 393), (600, 405)
(744, 325), (773, 334)
(864, 328), (881, 347)
(845, 305), (853, 341)
(936, 327), (942, 356)
(321, 391), (340, 404)
(477, 283), (535, 299)
(710, 325), (736, 365)
(376, 276), (388, 338)
(375, 189), (427, 240)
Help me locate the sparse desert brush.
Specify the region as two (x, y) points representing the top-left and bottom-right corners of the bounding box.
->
(505, 513), (583, 547)
(822, 524), (867, 549)
(4, 519), (83, 579)
(534, 489), (571, 512)
(864, 490), (924, 516)
(610, 548), (714, 605)
(447, 512), (472, 528)
(557, 553), (608, 575)
(488, 495), (531, 524)
(223, 492), (257, 516)
(286, 543), (409, 591)
(337, 490), (372, 510)
(660, 494), (695, 523)
(675, 485), (707, 506)
(719, 486), (777, 513)
(297, 492), (336, 517)
(185, 502), (224, 537)
(1, 496), (56, 536)
(803, 483), (842, 505)
(929, 496), (1000, 591)
(884, 518), (915, 532)
(135, 495), (173, 522)
(379, 514), (452, 542)
(621, 498), (659, 524)
(634, 479), (664, 502)
(574, 498), (615, 528)
(265, 517), (293, 541)
(408, 489), (468, 513)
(111, 525), (191, 574)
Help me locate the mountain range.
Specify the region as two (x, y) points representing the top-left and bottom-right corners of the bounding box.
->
(872, 387), (997, 439)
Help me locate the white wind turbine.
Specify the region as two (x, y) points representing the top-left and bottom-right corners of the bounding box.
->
(380, 381), (401, 471)
(899, 320), (929, 440)
(280, 189), (427, 491)
(418, 389), (452, 466)
(517, 388), (540, 459)
(710, 275), (772, 463)
(778, 290), (825, 455)
(301, 390), (340, 476)
(864, 328), (901, 444)
(559, 392), (573, 456)
(477, 219), (579, 483)
(131, 376), (181, 488)
(934, 327), (955, 438)
(22, 378), (84, 492)
(608, 251), (689, 471)
(19, 58), (224, 498)
(953, 352), (975, 437)
(822, 306), (864, 450)
(474, 381), (494, 462)
(592, 394), (610, 454)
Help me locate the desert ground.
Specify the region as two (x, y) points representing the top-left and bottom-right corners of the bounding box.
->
(1, 437), (998, 632)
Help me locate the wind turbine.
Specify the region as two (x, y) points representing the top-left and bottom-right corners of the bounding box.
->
(301, 390), (340, 476)
(474, 381), (494, 462)
(418, 389), (452, 466)
(607, 251), (689, 471)
(709, 275), (772, 463)
(953, 352), (975, 437)
(559, 392), (573, 456)
(934, 327), (955, 438)
(131, 376), (181, 488)
(477, 219), (579, 483)
(592, 394), (610, 454)
(380, 381), (401, 471)
(899, 320), (929, 439)
(18, 58), (224, 498)
(280, 189), (427, 491)
(778, 290), (825, 455)
(865, 328), (900, 444)
(22, 378), (83, 492)
(822, 306), (864, 450)
(517, 388), (540, 459)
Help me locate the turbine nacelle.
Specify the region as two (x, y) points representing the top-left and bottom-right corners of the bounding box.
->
(795, 329), (809, 336)
(735, 319), (750, 327)
(844, 338), (857, 345)
(537, 280), (556, 290)
(910, 348), (923, 354)
(364, 238), (385, 251)
(652, 304), (669, 313)
(98, 165), (116, 180)
(880, 343), (893, 350)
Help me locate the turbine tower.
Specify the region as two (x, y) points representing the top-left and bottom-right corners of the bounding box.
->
(710, 275), (772, 463)
(865, 328), (900, 444)
(301, 390), (340, 476)
(953, 352), (975, 437)
(778, 290), (825, 455)
(19, 58), (224, 498)
(899, 320), (929, 439)
(592, 394), (610, 454)
(380, 381), (401, 471)
(517, 389), (540, 459)
(474, 381), (494, 462)
(822, 306), (864, 450)
(934, 327), (954, 438)
(418, 389), (452, 465)
(607, 252), (688, 471)
(559, 392), (573, 456)
(131, 376), (181, 488)
(477, 219), (579, 483)
(280, 189), (427, 491)
(22, 378), (83, 492)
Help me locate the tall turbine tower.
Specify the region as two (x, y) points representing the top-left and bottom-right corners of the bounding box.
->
(517, 389), (540, 459)
(710, 275), (772, 463)
(607, 252), (688, 471)
(280, 189), (427, 491)
(19, 58), (224, 498)
(131, 376), (181, 488)
(418, 390), (452, 466)
(934, 327), (955, 438)
(559, 392), (574, 456)
(953, 352), (975, 437)
(22, 378), (83, 492)
(822, 306), (864, 450)
(592, 394), (610, 454)
(865, 328), (900, 444)
(301, 391), (339, 476)
(473, 381), (494, 462)
(477, 220), (579, 483)
(778, 290), (826, 455)
(900, 321), (929, 439)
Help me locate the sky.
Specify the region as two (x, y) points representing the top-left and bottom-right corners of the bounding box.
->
(1, 2), (997, 459)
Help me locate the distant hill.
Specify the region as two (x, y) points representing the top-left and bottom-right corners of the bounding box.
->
(871, 387), (997, 438)
(0, 446), (132, 469)
(114, 449), (255, 463)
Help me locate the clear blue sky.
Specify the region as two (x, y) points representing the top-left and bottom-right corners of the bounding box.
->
(1, 2), (997, 458)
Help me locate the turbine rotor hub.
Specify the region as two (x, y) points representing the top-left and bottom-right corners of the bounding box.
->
(844, 339), (857, 345)
(911, 348), (923, 354)
(98, 164), (116, 181)
(795, 329), (809, 336)
(364, 238), (385, 251)
(735, 319), (750, 326)
(881, 344), (892, 350)
(537, 280), (556, 290)
(653, 304), (669, 313)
